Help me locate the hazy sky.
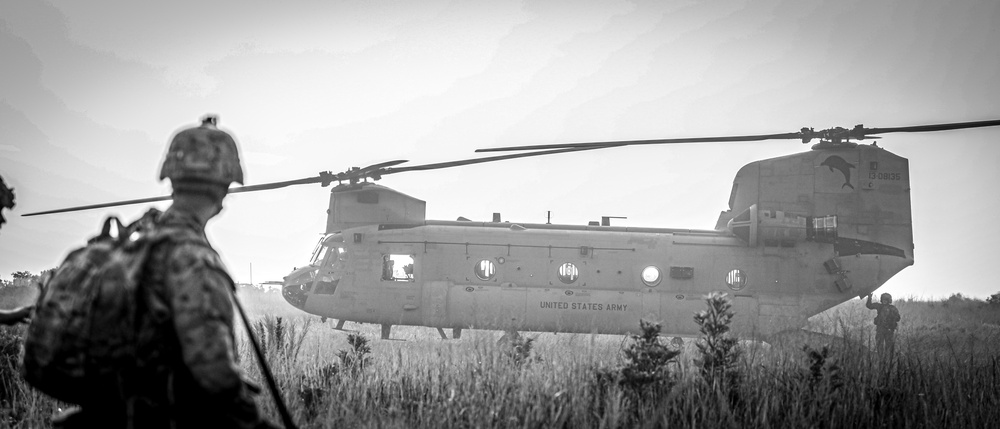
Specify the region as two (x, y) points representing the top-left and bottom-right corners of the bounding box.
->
(2, 0), (999, 299)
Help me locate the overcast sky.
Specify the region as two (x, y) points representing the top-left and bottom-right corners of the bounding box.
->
(2, 0), (999, 299)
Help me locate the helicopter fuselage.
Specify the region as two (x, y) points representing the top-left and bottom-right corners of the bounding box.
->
(282, 143), (914, 338)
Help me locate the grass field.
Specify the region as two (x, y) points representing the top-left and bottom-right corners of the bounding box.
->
(1, 281), (998, 428)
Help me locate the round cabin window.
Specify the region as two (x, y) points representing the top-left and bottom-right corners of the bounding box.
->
(725, 269), (748, 291)
(557, 262), (579, 284)
(641, 266), (661, 287)
(474, 259), (496, 281)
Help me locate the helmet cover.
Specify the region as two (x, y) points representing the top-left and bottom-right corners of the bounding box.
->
(159, 115), (244, 192)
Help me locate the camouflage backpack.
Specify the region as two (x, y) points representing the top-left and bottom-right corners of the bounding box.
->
(22, 209), (170, 404)
(875, 305), (901, 330)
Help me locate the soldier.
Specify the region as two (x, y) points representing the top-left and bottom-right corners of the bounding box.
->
(54, 116), (276, 429)
(865, 292), (900, 355)
(0, 173), (15, 231)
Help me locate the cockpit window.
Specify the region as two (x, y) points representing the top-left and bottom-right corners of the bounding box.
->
(309, 245), (329, 267)
(309, 234), (345, 267)
(382, 254), (415, 281)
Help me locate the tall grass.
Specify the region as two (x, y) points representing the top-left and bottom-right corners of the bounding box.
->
(1, 285), (998, 428)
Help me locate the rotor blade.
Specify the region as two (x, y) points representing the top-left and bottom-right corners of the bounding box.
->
(864, 119), (1000, 135)
(358, 159), (408, 173)
(381, 145), (608, 175)
(227, 176), (326, 194)
(476, 119), (1000, 153)
(333, 159), (409, 182)
(22, 176), (328, 216)
(474, 131), (803, 153)
(23, 159), (411, 217)
(22, 195), (174, 217)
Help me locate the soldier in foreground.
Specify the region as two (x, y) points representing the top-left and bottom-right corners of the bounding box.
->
(54, 116), (276, 428)
(865, 292), (901, 355)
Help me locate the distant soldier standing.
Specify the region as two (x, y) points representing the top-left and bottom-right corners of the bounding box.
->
(54, 116), (276, 429)
(866, 292), (900, 355)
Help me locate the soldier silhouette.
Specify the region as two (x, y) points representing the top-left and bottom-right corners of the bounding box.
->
(866, 292), (900, 355)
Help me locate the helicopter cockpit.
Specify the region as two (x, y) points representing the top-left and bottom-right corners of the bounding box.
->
(309, 234), (347, 294)
(282, 233), (348, 309)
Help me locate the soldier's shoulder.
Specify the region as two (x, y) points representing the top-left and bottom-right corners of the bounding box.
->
(154, 237), (229, 279)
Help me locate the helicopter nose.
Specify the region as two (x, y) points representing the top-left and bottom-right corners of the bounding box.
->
(281, 266), (315, 310)
(282, 281), (308, 309)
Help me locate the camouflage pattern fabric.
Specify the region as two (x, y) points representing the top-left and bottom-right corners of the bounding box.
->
(72, 209), (266, 429)
(23, 212), (157, 405)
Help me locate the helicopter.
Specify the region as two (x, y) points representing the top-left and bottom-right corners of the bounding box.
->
(26, 118), (1000, 341)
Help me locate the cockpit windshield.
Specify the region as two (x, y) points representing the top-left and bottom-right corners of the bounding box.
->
(309, 233), (344, 266)
(309, 239), (327, 266)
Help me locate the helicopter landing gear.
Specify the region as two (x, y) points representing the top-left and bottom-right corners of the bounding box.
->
(330, 319), (355, 333)
(381, 323), (392, 340)
(436, 327), (464, 340)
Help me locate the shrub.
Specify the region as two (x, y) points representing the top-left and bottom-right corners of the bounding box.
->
(594, 320), (681, 397)
(298, 333), (373, 418)
(694, 292), (742, 389)
(337, 332), (372, 373)
(618, 320), (680, 392)
(254, 315), (312, 361)
(800, 345), (843, 392)
(988, 292), (1000, 306)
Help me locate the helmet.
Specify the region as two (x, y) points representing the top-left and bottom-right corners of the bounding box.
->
(880, 293), (892, 304)
(159, 115), (244, 197)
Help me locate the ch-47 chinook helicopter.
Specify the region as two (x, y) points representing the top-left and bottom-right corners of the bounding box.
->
(26, 118), (1000, 341)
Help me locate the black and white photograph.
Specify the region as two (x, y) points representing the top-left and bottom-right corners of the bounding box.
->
(2, 1), (999, 427)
